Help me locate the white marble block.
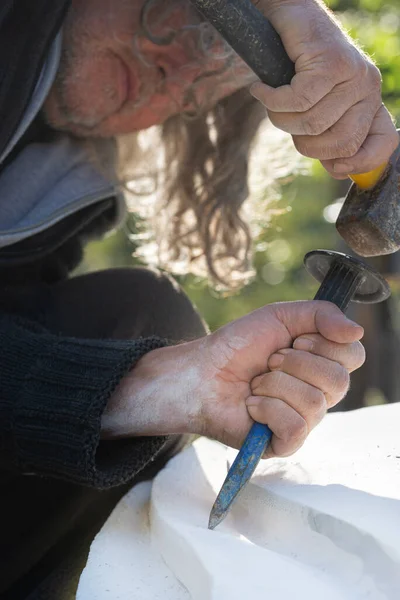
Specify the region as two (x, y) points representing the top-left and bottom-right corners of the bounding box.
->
(77, 404), (400, 600)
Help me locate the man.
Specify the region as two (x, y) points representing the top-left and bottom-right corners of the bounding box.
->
(0, 0), (396, 598)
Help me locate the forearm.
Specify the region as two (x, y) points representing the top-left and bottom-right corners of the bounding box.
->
(101, 339), (208, 439)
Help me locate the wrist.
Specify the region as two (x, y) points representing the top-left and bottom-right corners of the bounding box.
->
(101, 339), (209, 439)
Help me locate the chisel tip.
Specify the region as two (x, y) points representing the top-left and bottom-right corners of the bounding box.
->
(208, 509), (226, 530)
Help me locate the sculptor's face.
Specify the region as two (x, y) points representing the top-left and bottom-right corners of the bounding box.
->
(44, 0), (252, 137)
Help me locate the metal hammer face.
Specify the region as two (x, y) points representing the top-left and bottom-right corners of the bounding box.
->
(336, 131), (400, 257)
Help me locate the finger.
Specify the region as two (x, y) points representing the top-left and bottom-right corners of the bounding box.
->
(319, 159), (352, 180)
(246, 395), (309, 458)
(314, 307), (364, 343)
(267, 349), (350, 403)
(250, 69), (336, 113)
(267, 81), (378, 137)
(292, 98), (379, 161)
(293, 334), (365, 372)
(271, 301), (364, 345)
(251, 366), (340, 414)
(330, 105), (399, 175)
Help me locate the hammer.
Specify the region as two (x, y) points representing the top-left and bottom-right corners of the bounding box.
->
(190, 0), (400, 257)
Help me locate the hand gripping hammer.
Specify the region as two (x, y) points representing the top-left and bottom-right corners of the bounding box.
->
(190, 0), (400, 258)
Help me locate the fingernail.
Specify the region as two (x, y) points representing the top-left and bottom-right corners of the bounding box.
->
(293, 338), (313, 351)
(246, 396), (261, 407)
(333, 163), (354, 174)
(268, 353), (284, 369)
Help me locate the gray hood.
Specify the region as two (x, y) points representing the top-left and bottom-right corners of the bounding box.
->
(0, 31), (126, 249)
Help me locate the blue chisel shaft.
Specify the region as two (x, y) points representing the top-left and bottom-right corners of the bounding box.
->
(208, 422), (272, 529)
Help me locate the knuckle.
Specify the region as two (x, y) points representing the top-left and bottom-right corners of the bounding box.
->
(369, 92), (383, 116)
(357, 112), (373, 134)
(294, 91), (315, 113)
(284, 414), (308, 444)
(368, 63), (382, 91)
(350, 54), (371, 85)
(330, 114), (372, 159)
(335, 136), (361, 158)
(307, 387), (327, 413)
(301, 115), (327, 136)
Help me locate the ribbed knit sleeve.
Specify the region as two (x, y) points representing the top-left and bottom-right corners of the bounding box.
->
(0, 313), (169, 489)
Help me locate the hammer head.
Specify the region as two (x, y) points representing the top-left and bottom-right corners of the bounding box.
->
(336, 132), (400, 257)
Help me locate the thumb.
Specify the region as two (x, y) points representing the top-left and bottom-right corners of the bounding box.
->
(272, 300), (364, 344)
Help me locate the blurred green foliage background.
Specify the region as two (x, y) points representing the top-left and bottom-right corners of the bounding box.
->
(78, 0), (400, 400)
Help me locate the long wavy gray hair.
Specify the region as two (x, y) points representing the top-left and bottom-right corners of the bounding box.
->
(117, 0), (267, 288)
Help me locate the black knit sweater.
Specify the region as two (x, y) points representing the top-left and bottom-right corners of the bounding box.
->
(0, 314), (169, 488)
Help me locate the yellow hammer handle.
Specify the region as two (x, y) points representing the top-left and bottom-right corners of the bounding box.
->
(349, 163), (387, 190)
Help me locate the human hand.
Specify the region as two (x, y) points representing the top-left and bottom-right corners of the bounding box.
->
(194, 300), (364, 457)
(250, 0), (398, 178)
(102, 300), (364, 459)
